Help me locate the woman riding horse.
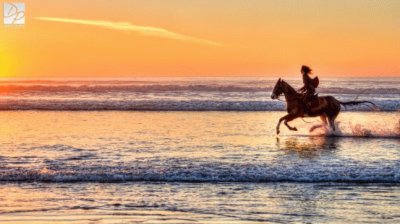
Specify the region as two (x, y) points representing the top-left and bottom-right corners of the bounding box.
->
(270, 75), (376, 135)
(298, 65), (319, 113)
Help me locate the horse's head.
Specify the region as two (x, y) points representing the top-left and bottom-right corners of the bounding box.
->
(271, 78), (284, 99)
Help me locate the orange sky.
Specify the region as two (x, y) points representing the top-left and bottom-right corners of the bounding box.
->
(1, 0), (400, 78)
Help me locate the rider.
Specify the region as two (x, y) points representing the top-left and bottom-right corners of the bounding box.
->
(298, 65), (319, 113)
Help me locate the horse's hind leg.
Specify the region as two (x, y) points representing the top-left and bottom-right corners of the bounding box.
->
(329, 119), (335, 131)
(327, 100), (341, 132)
(321, 115), (328, 126)
(309, 115), (328, 133)
(328, 115), (337, 131)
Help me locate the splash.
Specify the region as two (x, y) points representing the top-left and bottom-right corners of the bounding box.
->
(309, 120), (400, 138)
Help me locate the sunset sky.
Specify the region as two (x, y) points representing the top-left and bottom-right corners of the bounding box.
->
(1, 0), (400, 78)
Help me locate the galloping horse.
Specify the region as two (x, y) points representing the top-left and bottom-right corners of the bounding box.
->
(271, 78), (376, 134)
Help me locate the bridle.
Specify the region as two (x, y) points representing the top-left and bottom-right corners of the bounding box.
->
(272, 80), (285, 101)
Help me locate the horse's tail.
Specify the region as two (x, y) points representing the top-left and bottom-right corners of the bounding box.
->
(339, 100), (378, 110)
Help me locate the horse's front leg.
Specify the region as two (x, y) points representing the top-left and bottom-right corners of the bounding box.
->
(284, 114), (298, 131)
(276, 114), (297, 135)
(276, 115), (286, 135)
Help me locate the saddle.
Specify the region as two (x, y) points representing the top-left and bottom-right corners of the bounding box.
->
(301, 93), (319, 114)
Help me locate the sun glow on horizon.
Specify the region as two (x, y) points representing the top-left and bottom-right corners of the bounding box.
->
(0, 45), (16, 78)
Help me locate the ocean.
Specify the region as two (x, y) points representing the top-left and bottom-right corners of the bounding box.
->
(0, 77), (399, 223)
(1, 77), (399, 111)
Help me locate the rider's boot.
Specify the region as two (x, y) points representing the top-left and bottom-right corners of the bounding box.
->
(303, 98), (309, 115)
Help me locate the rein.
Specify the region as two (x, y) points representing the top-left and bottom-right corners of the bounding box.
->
(276, 95), (285, 102)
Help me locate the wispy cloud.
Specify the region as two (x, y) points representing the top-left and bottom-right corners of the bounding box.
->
(35, 17), (221, 46)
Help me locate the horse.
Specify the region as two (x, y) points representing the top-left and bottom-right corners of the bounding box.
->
(270, 78), (376, 135)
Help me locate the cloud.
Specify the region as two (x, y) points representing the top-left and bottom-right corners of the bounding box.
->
(35, 17), (221, 46)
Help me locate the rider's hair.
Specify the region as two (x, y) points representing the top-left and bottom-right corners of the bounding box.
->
(301, 65), (312, 75)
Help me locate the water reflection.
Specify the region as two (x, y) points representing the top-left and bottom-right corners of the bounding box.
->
(270, 183), (322, 223)
(276, 136), (339, 158)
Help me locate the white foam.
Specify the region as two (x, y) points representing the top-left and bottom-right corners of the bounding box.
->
(0, 99), (398, 111)
(1, 79), (399, 111)
(0, 160), (399, 183)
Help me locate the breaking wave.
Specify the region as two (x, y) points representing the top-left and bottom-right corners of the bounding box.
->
(1, 79), (399, 111)
(0, 99), (398, 111)
(0, 161), (399, 183)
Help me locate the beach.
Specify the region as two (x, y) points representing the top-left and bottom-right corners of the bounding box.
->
(1, 182), (399, 223)
(0, 110), (399, 223)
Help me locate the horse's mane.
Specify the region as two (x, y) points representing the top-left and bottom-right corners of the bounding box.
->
(280, 80), (298, 95)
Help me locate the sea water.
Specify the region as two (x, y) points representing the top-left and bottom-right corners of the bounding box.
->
(0, 77), (399, 111)
(0, 77), (399, 223)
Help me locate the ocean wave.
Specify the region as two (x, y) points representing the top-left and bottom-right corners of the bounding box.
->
(1, 161), (399, 183)
(0, 99), (398, 111)
(0, 84), (399, 94)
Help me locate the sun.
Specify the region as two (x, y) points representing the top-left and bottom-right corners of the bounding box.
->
(0, 47), (15, 78)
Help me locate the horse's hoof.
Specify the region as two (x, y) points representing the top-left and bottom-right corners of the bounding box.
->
(293, 127), (298, 131)
(276, 130), (280, 135)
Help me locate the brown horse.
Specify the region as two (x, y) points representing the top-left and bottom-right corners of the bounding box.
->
(271, 78), (376, 135)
